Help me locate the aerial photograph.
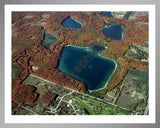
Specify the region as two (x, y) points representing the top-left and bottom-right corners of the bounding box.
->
(12, 11), (149, 115)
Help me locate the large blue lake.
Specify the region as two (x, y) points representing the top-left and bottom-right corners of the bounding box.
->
(42, 33), (57, 49)
(102, 25), (123, 40)
(101, 11), (113, 17)
(57, 45), (116, 90)
(62, 16), (82, 29)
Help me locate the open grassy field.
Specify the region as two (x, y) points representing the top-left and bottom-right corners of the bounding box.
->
(75, 96), (131, 115)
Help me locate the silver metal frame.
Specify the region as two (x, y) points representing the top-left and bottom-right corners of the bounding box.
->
(1, 0), (159, 127)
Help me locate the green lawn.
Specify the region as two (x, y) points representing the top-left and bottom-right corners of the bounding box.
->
(75, 96), (131, 115)
(75, 97), (96, 115)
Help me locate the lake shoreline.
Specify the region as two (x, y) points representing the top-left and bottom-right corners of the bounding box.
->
(61, 44), (118, 91)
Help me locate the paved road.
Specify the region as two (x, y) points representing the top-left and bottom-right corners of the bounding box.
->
(62, 100), (79, 115)
(21, 106), (38, 115)
(54, 90), (74, 110)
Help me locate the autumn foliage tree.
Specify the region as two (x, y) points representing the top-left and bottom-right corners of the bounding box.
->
(12, 84), (38, 106)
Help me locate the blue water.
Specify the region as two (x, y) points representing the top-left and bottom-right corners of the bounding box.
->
(102, 25), (123, 40)
(89, 45), (105, 52)
(42, 33), (57, 49)
(101, 11), (113, 17)
(87, 45), (105, 55)
(57, 45), (116, 90)
(62, 16), (82, 29)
